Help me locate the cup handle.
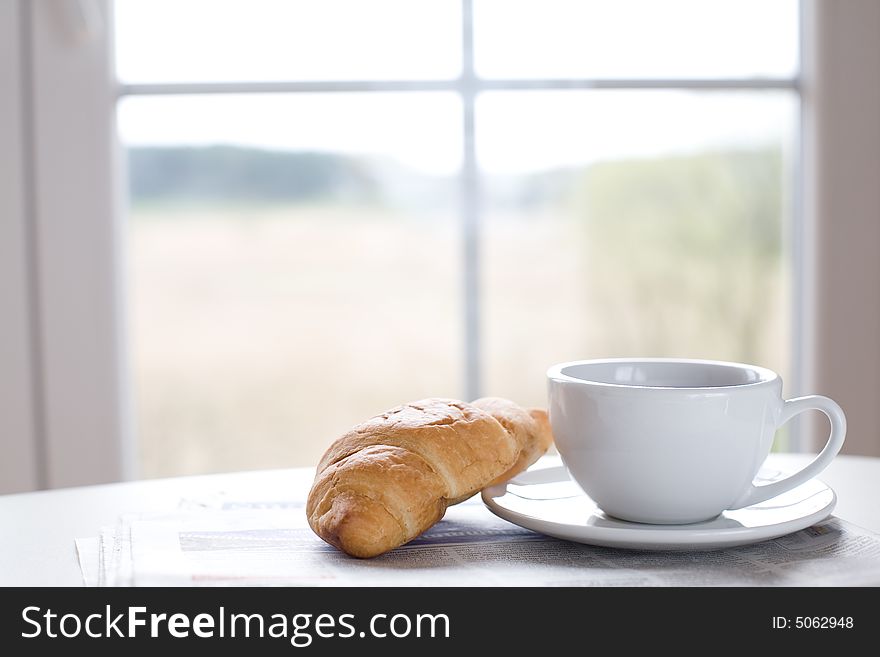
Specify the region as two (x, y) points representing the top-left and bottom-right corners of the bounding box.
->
(730, 395), (846, 510)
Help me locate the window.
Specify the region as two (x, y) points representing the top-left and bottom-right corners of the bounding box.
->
(10, 0), (880, 496)
(114, 0), (800, 477)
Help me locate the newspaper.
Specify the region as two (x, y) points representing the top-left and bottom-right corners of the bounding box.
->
(77, 492), (880, 587)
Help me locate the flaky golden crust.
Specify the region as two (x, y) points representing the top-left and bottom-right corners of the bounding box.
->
(316, 399), (516, 501)
(471, 398), (555, 486)
(307, 397), (553, 558)
(307, 445), (447, 558)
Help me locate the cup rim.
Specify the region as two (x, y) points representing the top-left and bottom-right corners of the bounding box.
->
(547, 357), (779, 391)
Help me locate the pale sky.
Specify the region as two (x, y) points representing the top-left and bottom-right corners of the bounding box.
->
(115, 0), (799, 175)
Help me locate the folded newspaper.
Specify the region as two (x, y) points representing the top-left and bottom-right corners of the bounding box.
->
(76, 461), (880, 587)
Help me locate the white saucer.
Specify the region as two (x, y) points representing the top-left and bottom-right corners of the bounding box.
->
(482, 459), (836, 551)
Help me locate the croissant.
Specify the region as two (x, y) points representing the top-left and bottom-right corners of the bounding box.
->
(306, 397), (553, 558)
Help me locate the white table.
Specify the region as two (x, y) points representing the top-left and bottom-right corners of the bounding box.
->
(1, 454), (878, 586)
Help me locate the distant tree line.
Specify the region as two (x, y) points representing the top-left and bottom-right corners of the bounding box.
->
(128, 146), (380, 204)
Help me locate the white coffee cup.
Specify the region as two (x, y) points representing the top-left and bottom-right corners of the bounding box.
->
(547, 358), (846, 524)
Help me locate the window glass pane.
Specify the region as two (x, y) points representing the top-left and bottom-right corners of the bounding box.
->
(479, 90), (796, 410)
(475, 0), (799, 79)
(119, 94), (462, 477)
(115, 0), (461, 83)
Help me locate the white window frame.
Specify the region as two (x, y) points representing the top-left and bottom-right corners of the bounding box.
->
(3, 0), (878, 492)
(0, 0), (39, 492)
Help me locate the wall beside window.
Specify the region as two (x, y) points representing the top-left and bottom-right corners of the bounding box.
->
(0, 0), (39, 492)
(805, 0), (880, 456)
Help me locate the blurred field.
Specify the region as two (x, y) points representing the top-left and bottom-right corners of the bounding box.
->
(129, 151), (790, 478)
(129, 206), (461, 476)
